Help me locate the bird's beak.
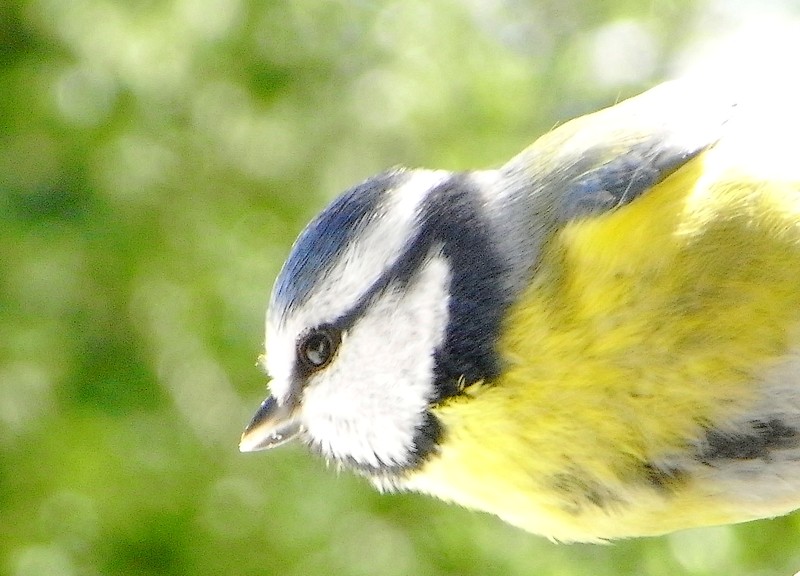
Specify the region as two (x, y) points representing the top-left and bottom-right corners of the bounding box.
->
(239, 395), (302, 452)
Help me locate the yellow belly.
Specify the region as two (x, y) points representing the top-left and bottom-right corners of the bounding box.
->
(404, 142), (800, 541)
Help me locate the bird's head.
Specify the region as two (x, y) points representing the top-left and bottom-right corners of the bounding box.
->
(239, 168), (508, 482)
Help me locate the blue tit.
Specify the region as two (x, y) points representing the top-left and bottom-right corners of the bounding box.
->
(239, 80), (800, 542)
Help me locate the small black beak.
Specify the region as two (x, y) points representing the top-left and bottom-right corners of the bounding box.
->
(239, 395), (302, 452)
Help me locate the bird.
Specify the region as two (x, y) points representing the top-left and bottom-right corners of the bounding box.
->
(239, 80), (800, 542)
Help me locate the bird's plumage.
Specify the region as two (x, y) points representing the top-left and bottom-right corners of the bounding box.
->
(241, 80), (800, 541)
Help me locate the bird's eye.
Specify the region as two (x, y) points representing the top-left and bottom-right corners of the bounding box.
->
(298, 327), (340, 371)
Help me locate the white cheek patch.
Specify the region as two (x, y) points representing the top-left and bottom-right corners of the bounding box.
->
(264, 170), (449, 403)
(300, 254), (451, 468)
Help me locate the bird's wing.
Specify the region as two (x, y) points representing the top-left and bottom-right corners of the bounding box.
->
(501, 80), (738, 223)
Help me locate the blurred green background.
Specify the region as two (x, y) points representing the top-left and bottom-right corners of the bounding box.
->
(4, 0), (800, 575)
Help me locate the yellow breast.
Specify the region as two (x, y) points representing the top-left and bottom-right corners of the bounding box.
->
(405, 137), (800, 541)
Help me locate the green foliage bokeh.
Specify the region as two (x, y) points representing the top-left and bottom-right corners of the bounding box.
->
(4, 1), (800, 575)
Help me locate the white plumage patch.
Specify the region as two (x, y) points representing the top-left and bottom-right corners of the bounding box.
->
(299, 253), (451, 468)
